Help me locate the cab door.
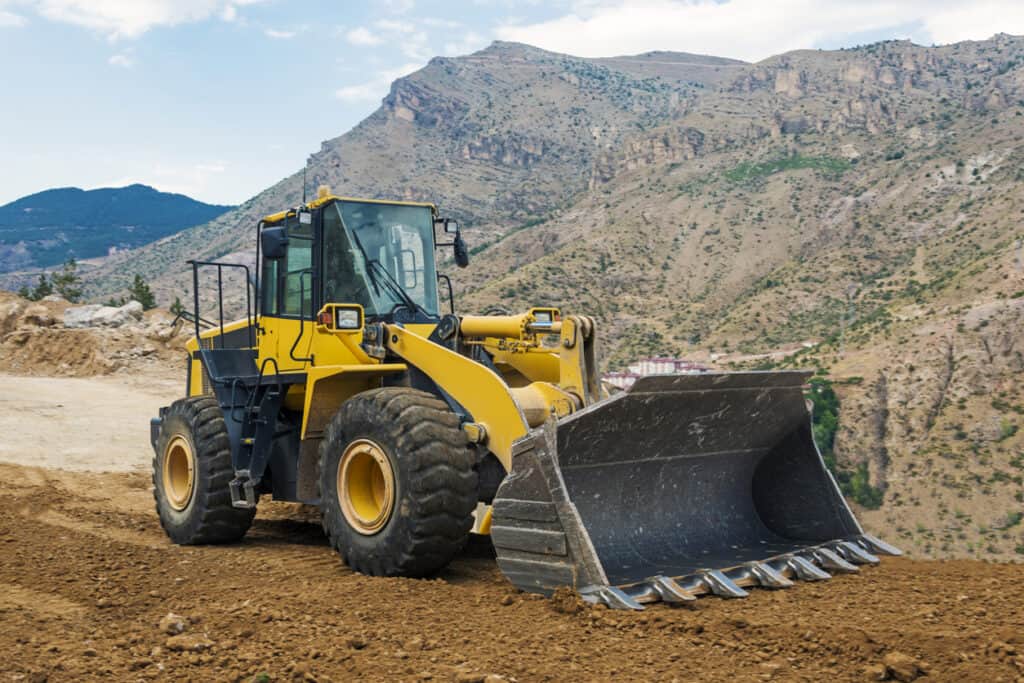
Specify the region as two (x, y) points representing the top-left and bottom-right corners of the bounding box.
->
(257, 214), (316, 373)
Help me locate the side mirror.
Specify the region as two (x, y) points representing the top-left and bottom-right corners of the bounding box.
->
(261, 227), (288, 259)
(434, 218), (459, 235)
(453, 233), (469, 268)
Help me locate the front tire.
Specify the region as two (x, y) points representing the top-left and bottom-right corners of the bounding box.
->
(153, 396), (255, 544)
(319, 388), (477, 577)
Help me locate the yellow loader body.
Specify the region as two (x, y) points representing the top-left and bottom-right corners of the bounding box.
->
(156, 191), (897, 610)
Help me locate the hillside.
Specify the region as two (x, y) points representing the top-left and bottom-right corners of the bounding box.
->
(78, 43), (743, 297)
(0, 184), (232, 274)
(78, 36), (1024, 561)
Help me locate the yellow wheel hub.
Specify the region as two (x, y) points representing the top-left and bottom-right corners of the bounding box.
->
(338, 439), (396, 535)
(162, 435), (196, 512)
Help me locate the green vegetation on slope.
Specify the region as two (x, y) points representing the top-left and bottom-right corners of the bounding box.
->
(808, 378), (884, 510)
(724, 155), (850, 183)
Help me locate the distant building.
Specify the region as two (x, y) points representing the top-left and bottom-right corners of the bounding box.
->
(603, 357), (709, 390)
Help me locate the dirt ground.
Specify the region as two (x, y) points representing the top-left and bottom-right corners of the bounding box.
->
(1, 374), (1023, 682)
(0, 374), (179, 472)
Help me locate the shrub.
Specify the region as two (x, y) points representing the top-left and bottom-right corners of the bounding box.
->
(51, 258), (82, 303)
(128, 274), (157, 310)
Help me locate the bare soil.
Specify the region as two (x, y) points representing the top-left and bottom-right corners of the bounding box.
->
(0, 374), (1022, 682)
(0, 374), (179, 472)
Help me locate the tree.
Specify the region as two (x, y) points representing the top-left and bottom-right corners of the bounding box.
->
(50, 258), (82, 302)
(17, 285), (30, 299)
(169, 296), (186, 316)
(128, 274), (156, 310)
(30, 273), (52, 301)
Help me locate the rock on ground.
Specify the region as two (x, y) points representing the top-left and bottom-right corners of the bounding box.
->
(159, 612), (188, 635)
(883, 651), (923, 681)
(63, 301), (144, 329)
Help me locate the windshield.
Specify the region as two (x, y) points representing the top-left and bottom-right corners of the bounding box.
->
(322, 201), (439, 318)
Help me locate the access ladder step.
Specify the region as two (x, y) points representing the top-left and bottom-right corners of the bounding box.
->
(229, 474), (258, 509)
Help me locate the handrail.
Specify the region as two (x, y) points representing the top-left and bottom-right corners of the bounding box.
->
(187, 260), (255, 349)
(437, 273), (455, 315)
(288, 269), (315, 366)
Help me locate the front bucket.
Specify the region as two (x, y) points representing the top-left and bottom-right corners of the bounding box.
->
(491, 371), (900, 609)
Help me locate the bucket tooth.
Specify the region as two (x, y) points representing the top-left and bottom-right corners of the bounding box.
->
(837, 541), (879, 565)
(859, 534), (903, 556)
(650, 576), (697, 603)
(787, 555), (831, 581)
(813, 547), (859, 574)
(748, 562), (795, 589)
(701, 570), (749, 598)
(580, 585), (645, 611)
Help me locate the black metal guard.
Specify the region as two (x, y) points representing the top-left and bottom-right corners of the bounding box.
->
(187, 260), (255, 349)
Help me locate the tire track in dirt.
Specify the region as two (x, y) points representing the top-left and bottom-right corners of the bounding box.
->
(0, 583), (88, 618)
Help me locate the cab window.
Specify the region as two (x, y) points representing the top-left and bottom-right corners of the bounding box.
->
(262, 216), (313, 318)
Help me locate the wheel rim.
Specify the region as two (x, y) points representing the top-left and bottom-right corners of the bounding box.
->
(338, 438), (396, 535)
(162, 435), (195, 511)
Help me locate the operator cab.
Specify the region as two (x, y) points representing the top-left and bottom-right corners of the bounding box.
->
(259, 190), (467, 325)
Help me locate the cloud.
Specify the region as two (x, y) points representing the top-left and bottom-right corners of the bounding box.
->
(345, 26), (382, 45)
(422, 17), (462, 29)
(264, 28), (295, 39)
(96, 161), (229, 199)
(347, 20), (433, 60)
(443, 30), (488, 57)
(378, 0), (414, 14)
(374, 19), (414, 33)
(9, 0), (266, 40)
(108, 53), (134, 67)
(334, 61), (423, 103)
(0, 9), (26, 26)
(495, 0), (1024, 62)
(400, 30), (432, 61)
(376, 20), (431, 60)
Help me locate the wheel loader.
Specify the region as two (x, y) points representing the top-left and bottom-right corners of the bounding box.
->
(150, 187), (899, 609)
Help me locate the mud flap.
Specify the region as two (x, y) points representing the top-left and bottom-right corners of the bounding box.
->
(491, 371), (901, 609)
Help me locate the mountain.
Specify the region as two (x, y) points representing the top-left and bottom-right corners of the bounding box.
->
(0, 184), (233, 273)
(81, 37), (1024, 561)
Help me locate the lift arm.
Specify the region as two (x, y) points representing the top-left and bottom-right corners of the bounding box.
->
(385, 325), (531, 470)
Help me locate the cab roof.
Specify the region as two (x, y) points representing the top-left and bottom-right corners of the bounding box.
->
(261, 194), (437, 226)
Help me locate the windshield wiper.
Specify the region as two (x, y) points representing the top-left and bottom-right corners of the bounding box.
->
(367, 259), (428, 317)
(348, 230), (383, 298)
(348, 224), (427, 318)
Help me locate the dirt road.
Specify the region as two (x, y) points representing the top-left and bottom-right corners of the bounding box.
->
(0, 373), (178, 472)
(0, 374), (1022, 682)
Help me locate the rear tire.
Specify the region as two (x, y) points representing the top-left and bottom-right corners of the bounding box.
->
(319, 388), (477, 577)
(153, 396), (255, 544)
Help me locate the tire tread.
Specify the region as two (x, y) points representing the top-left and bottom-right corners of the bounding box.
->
(319, 387), (478, 577)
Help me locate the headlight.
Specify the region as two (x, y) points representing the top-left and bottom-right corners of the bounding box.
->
(335, 308), (362, 330)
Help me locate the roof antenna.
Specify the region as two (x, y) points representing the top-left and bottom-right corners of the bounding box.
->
(302, 163), (308, 205)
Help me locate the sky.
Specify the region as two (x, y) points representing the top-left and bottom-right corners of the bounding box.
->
(1, 0), (1023, 206)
